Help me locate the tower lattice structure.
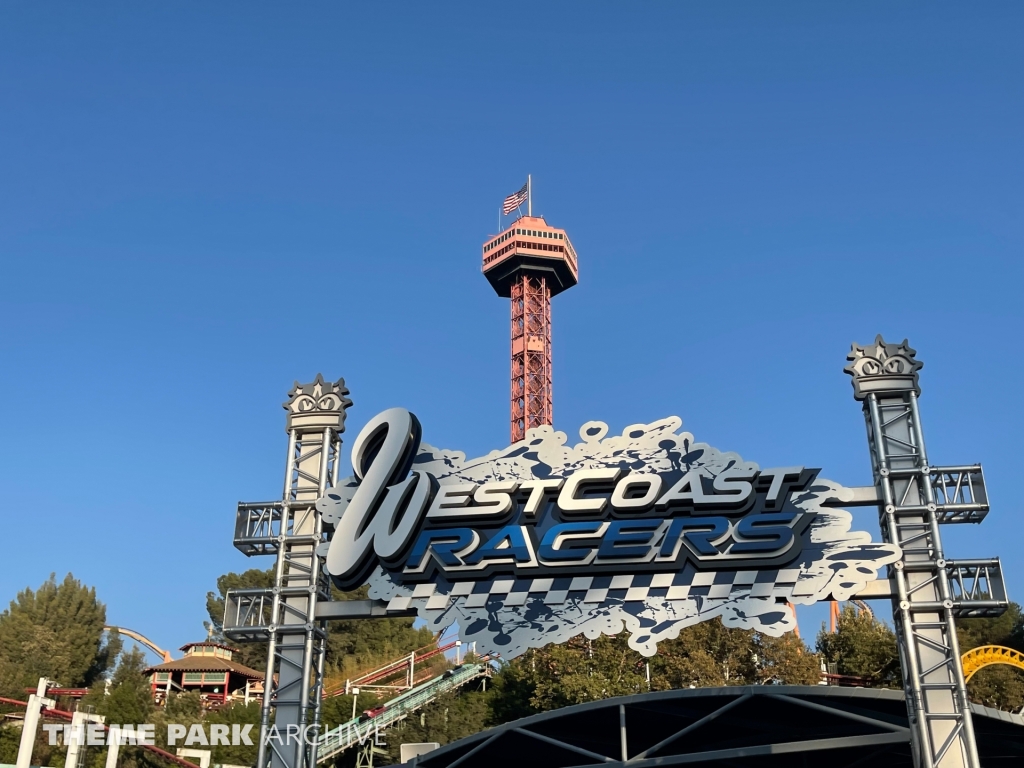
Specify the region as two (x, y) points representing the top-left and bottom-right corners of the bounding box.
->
(222, 375), (351, 768)
(846, 337), (1008, 768)
(483, 215), (578, 442)
(510, 274), (552, 441)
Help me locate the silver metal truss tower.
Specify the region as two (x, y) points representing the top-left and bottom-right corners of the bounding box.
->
(222, 375), (351, 768)
(846, 338), (1008, 768)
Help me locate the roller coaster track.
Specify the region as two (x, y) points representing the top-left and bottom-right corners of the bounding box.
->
(961, 644), (1024, 683)
(104, 625), (174, 664)
(316, 662), (492, 763)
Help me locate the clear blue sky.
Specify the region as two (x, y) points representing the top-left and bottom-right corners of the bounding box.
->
(1, 3), (1021, 658)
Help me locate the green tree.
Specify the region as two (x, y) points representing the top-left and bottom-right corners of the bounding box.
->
(650, 620), (758, 690)
(487, 653), (542, 724)
(90, 648), (156, 725)
(752, 632), (822, 685)
(205, 701), (261, 766)
(78, 649), (158, 768)
(152, 691), (205, 754)
(163, 691), (203, 721)
(488, 619), (821, 726)
(324, 587), (436, 681)
(0, 573), (119, 696)
(529, 634), (647, 710)
(650, 619), (820, 690)
(0, 724), (20, 764)
(0, 717), (64, 768)
(816, 605), (900, 687)
(321, 691), (363, 729)
(957, 602), (1024, 711)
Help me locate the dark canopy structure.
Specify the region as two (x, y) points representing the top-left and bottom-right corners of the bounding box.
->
(394, 686), (1024, 767)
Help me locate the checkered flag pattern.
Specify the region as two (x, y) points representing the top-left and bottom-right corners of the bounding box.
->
(385, 567), (816, 613)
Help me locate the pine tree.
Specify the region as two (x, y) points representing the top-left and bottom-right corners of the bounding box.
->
(91, 648), (155, 725)
(76, 649), (158, 768)
(0, 573), (119, 695)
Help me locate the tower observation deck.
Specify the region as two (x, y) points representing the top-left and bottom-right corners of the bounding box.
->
(482, 214), (579, 443)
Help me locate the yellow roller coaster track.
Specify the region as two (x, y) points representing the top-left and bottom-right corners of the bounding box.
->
(961, 645), (1024, 683)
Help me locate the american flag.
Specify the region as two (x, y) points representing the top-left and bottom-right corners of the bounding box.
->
(502, 181), (529, 215)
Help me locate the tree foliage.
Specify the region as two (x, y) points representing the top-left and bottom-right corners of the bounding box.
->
(0, 716), (62, 768)
(11, 568), (1024, 768)
(150, 692), (204, 765)
(324, 586), (435, 679)
(205, 701), (261, 766)
(88, 648), (155, 725)
(816, 605), (900, 687)
(958, 602), (1024, 712)
(77, 648), (159, 768)
(488, 619), (822, 725)
(0, 573), (119, 695)
(0, 724), (21, 765)
(750, 631), (822, 686)
(815, 602), (1024, 711)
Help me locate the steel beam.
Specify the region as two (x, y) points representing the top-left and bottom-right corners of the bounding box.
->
(314, 599), (417, 620)
(845, 337), (1007, 768)
(225, 376), (351, 768)
(510, 273), (552, 442)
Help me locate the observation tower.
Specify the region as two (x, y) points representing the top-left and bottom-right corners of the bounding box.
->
(482, 189), (579, 442)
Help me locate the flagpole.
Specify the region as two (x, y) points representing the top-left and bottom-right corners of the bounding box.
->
(527, 174), (532, 217)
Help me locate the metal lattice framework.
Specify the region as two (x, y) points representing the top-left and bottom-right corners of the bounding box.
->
(214, 339), (1013, 768)
(481, 214), (578, 443)
(510, 273), (552, 443)
(399, 686), (1024, 768)
(846, 337), (1008, 768)
(222, 375), (351, 768)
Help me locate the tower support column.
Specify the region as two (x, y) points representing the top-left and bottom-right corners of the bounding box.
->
(510, 273), (552, 443)
(16, 680), (55, 768)
(224, 376), (351, 768)
(482, 213), (578, 442)
(846, 338), (1007, 768)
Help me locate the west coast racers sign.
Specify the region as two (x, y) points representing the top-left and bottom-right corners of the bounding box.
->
(317, 408), (899, 659)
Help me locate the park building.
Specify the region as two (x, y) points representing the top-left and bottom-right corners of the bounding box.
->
(144, 641), (265, 707)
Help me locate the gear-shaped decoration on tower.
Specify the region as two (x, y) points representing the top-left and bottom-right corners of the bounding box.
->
(282, 374), (353, 432)
(844, 335), (924, 400)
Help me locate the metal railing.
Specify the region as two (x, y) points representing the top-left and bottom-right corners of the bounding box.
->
(316, 663), (493, 763)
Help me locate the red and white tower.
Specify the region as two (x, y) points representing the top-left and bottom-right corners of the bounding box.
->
(482, 202), (579, 443)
